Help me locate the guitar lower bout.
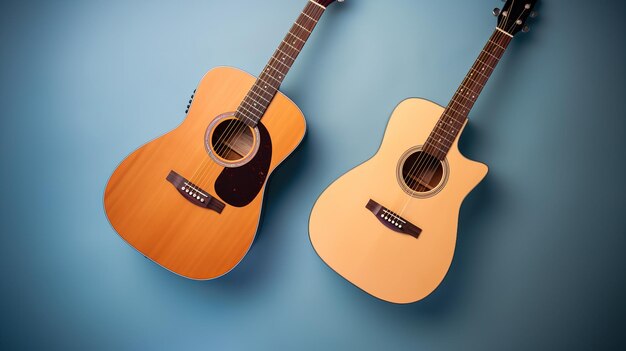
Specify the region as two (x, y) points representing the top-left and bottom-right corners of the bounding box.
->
(104, 66), (306, 280)
(309, 98), (488, 303)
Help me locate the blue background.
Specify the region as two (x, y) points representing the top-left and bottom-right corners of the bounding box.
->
(1, 0), (625, 349)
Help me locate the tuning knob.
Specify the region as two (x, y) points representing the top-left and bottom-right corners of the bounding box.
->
(493, 8), (501, 16)
(522, 26), (530, 33)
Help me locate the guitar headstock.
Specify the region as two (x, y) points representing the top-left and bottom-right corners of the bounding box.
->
(494, 0), (539, 36)
(312, 0), (344, 8)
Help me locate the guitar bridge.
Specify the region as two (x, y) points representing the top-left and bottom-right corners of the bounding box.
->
(366, 199), (421, 238)
(166, 170), (225, 213)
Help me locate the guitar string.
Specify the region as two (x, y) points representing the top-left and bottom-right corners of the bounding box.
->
(396, 29), (508, 220)
(398, 7), (526, 220)
(405, 29), (506, 198)
(186, 11), (311, 194)
(186, 2), (323, 198)
(405, 10), (523, 205)
(192, 3), (323, 192)
(395, 4), (522, 209)
(135, 2), (327, 248)
(397, 29), (507, 218)
(391, 2), (501, 205)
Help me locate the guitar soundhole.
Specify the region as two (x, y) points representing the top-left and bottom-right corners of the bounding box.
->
(206, 114), (260, 168)
(399, 150), (447, 196)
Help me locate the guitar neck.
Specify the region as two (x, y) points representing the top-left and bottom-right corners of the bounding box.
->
(424, 29), (513, 160)
(236, 0), (328, 127)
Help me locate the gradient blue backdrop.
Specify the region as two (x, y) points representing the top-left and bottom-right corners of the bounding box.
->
(1, 0), (625, 349)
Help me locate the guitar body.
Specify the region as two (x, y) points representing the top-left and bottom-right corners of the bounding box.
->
(309, 98), (488, 303)
(104, 66), (306, 279)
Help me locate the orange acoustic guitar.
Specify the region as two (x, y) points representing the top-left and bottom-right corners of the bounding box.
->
(105, 0), (342, 279)
(309, 0), (539, 303)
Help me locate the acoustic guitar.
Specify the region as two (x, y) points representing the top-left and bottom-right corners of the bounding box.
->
(309, 0), (539, 303)
(105, 0), (342, 279)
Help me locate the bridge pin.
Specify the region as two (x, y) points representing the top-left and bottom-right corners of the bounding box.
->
(201, 198), (205, 203)
(398, 225), (402, 229)
(181, 186), (185, 191)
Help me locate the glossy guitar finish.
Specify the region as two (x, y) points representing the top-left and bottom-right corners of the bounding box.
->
(105, 0), (341, 279)
(310, 98), (487, 303)
(309, 0), (539, 303)
(105, 67), (305, 279)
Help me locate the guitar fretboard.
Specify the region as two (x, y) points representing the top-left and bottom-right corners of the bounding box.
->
(424, 29), (512, 160)
(235, 1), (327, 127)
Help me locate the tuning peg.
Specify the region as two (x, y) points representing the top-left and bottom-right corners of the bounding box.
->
(493, 8), (501, 16)
(522, 26), (530, 33)
(530, 11), (538, 18)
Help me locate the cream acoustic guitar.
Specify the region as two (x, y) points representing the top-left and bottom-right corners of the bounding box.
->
(310, 0), (539, 303)
(105, 0), (342, 279)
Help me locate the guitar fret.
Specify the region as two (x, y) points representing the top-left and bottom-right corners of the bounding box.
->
(270, 56), (291, 70)
(242, 100), (264, 115)
(440, 113), (464, 128)
(239, 104), (262, 119)
(308, 0), (326, 10)
(294, 22), (311, 33)
(282, 40), (301, 52)
(236, 110), (258, 124)
(446, 105), (468, 118)
(288, 28), (309, 43)
(488, 39), (506, 50)
(236, 1), (326, 127)
(260, 72), (281, 86)
(438, 115), (463, 130)
(255, 82), (277, 96)
(431, 131), (454, 144)
(481, 49), (499, 61)
(434, 127), (457, 140)
(453, 93), (477, 106)
(424, 29), (510, 160)
(425, 141), (447, 155)
(265, 61), (288, 75)
(459, 82), (482, 96)
(276, 47), (296, 62)
(450, 93), (472, 110)
(244, 95), (267, 110)
(463, 74), (486, 90)
(265, 64), (287, 78)
(470, 66), (490, 79)
(475, 57), (495, 71)
(248, 89), (271, 104)
(304, 3), (324, 18)
(435, 123), (461, 139)
(286, 32), (306, 45)
(302, 12), (318, 23)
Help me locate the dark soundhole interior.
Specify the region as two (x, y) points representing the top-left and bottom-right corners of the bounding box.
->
(211, 118), (254, 161)
(402, 151), (444, 193)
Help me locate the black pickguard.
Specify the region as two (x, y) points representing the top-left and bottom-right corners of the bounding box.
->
(215, 122), (272, 207)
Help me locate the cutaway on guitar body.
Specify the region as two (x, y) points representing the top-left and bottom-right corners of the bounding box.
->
(309, 98), (488, 303)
